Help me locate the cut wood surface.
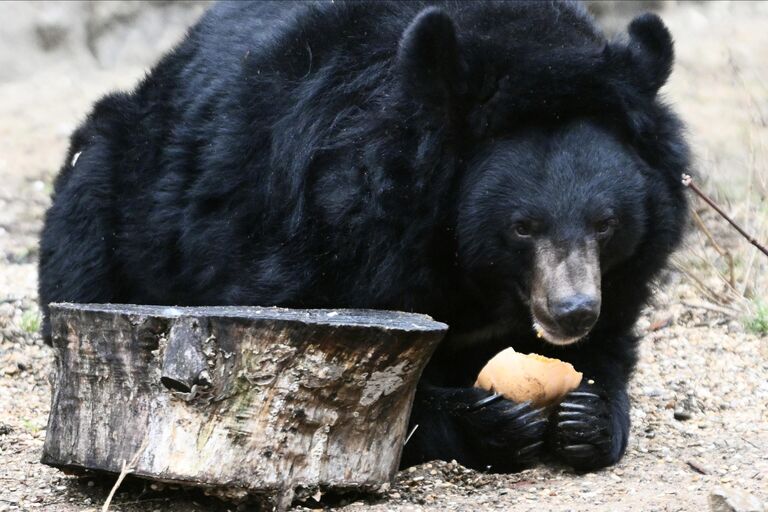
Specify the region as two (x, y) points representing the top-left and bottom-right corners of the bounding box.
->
(41, 303), (447, 510)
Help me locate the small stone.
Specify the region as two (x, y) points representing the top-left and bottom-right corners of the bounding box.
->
(643, 386), (663, 397)
(2, 365), (19, 376)
(709, 487), (765, 512)
(687, 460), (711, 475)
(674, 409), (692, 421)
(636, 317), (651, 332)
(649, 313), (674, 331)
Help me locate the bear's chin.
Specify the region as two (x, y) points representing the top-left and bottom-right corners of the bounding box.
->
(532, 320), (585, 347)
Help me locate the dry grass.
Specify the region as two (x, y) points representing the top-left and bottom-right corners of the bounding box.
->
(673, 57), (768, 335)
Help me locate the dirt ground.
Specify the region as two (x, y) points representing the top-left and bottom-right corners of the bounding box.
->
(1, 2), (766, 511)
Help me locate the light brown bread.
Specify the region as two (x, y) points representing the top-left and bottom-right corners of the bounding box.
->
(475, 347), (582, 408)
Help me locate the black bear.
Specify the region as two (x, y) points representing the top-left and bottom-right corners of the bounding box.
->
(39, 0), (689, 472)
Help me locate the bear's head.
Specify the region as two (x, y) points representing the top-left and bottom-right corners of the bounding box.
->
(395, 5), (686, 346)
(456, 120), (649, 345)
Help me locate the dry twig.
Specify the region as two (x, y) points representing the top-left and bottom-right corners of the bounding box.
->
(671, 259), (735, 308)
(682, 174), (768, 258)
(690, 209), (736, 289)
(102, 438), (148, 512)
(680, 300), (740, 317)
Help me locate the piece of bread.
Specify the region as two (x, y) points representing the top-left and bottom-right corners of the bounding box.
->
(475, 347), (583, 408)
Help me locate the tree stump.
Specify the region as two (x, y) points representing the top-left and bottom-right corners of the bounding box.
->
(41, 303), (447, 509)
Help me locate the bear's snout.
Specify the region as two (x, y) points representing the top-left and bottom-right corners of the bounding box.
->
(531, 238), (601, 345)
(549, 294), (600, 337)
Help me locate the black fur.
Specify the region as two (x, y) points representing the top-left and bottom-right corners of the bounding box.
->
(39, 1), (689, 472)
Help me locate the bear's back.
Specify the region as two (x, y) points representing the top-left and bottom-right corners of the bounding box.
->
(40, 0), (616, 331)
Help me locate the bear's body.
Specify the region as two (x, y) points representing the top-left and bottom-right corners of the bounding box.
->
(39, 0), (689, 472)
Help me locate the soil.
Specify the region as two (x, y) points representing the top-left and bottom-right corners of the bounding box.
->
(0, 2), (766, 511)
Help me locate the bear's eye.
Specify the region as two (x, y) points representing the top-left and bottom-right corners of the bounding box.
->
(595, 217), (618, 237)
(513, 222), (533, 238)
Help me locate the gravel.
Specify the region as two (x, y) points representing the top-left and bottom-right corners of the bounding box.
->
(0, 2), (767, 511)
(709, 487), (766, 512)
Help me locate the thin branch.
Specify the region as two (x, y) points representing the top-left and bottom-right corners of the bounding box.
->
(671, 259), (734, 307)
(404, 424), (419, 446)
(690, 208), (736, 289)
(102, 459), (132, 512)
(681, 300), (740, 317)
(682, 174), (768, 258)
(102, 438), (148, 512)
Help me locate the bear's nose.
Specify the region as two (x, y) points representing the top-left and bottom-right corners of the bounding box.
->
(550, 294), (600, 335)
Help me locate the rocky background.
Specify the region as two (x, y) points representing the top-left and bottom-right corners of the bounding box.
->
(0, 1), (667, 82)
(0, 1), (210, 82)
(0, 2), (766, 512)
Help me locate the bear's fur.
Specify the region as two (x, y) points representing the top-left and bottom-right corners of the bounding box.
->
(39, 1), (689, 472)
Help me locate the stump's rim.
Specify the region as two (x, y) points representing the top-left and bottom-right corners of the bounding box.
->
(49, 302), (448, 332)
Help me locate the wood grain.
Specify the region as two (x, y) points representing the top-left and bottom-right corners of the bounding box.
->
(41, 303), (446, 509)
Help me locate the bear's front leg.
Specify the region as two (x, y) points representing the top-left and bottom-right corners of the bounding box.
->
(401, 384), (548, 472)
(548, 379), (630, 471)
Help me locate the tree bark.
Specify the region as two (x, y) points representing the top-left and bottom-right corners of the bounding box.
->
(41, 303), (446, 509)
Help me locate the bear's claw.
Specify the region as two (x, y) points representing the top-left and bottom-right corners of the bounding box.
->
(460, 396), (548, 471)
(469, 391), (504, 411)
(516, 439), (545, 459)
(548, 383), (617, 471)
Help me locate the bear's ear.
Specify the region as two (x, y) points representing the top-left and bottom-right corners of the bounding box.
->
(397, 7), (466, 106)
(626, 13), (674, 95)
